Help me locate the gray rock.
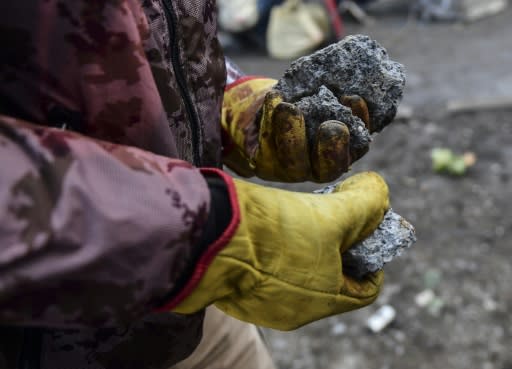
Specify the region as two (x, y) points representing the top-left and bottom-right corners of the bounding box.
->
(274, 34), (406, 133)
(343, 210), (417, 279)
(314, 183), (416, 279)
(295, 86), (371, 161)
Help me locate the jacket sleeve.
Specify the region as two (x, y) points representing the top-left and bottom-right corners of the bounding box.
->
(0, 0), (180, 157)
(0, 116), (215, 329)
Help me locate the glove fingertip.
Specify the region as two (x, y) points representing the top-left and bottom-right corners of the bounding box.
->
(337, 173), (390, 217)
(311, 121), (351, 182)
(265, 89), (284, 101)
(338, 171), (388, 194)
(340, 95), (372, 132)
(341, 270), (384, 301)
(271, 103), (311, 181)
(272, 102), (303, 123)
(260, 90), (285, 132)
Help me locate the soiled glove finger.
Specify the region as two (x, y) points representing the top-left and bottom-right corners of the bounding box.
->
(340, 270), (384, 299)
(222, 79), (371, 183)
(253, 93), (311, 182)
(311, 120), (351, 183)
(272, 102), (311, 180)
(257, 92), (354, 183)
(340, 95), (372, 132)
(221, 78), (277, 177)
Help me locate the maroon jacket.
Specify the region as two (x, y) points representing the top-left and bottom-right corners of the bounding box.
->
(0, 0), (242, 367)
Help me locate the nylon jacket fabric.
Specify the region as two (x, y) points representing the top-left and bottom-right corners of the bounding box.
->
(0, 0), (227, 367)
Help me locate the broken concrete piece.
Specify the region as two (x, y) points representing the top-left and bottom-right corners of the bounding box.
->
(343, 210), (417, 279)
(415, 289), (436, 308)
(314, 183), (416, 279)
(274, 34), (406, 133)
(295, 86), (371, 162)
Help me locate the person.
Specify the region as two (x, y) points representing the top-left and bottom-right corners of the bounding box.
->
(0, 1), (390, 368)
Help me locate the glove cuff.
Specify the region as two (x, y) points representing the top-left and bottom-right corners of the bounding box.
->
(225, 75), (269, 92)
(221, 76), (276, 156)
(155, 168), (241, 312)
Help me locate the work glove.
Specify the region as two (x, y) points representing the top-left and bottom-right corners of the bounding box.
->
(221, 78), (372, 183)
(173, 171), (389, 330)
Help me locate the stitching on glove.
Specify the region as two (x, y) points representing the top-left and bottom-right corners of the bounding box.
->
(217, 254), (379, 299)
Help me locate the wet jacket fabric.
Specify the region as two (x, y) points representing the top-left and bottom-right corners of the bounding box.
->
(0, 0), (232, 367)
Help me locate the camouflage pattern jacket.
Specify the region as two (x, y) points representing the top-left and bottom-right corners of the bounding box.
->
(0, 1), (241, 368)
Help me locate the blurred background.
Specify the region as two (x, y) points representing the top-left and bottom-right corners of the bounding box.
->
(221, 0), (512, 368)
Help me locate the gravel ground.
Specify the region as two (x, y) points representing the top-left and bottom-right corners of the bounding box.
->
(227, 2), (512, 368)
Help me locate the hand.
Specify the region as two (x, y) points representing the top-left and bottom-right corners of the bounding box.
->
(221, 78), (373, 183)
(173, 172), (389, 330)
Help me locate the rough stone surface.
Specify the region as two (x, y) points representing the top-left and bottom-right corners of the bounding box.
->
(274, 34), (406, 133)
(342, 210), (417, 279)
(315, 183), (416, 279)
(295, 86), (371, 161)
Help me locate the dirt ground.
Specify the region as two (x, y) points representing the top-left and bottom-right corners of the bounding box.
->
(227, 2), (512, 369)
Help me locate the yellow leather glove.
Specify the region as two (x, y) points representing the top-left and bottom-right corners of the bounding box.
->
(173, 171), (389, 330)
(221, 78), (372, 183)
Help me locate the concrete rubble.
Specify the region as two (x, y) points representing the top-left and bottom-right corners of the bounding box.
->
(343, 210), (417, 279)
(274, 34), (406, 134)
(315, 183), (417, 279)
(287, 35), (413, 277)
(294, 86), (371, 162)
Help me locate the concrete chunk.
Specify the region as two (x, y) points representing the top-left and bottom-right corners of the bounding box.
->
(314, 183), (416, 279)
(275, 34), (406, 133)
(343, 210), (417, 279)
(295, 86), (371, 162)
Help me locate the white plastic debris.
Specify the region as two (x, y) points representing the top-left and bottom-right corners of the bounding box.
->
(414, 289), (445, 316)
(415, 289), (436, 308)
(366, 305), (396, 333)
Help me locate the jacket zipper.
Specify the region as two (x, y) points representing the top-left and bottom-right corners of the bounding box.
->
(162, 0), (202, 166)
